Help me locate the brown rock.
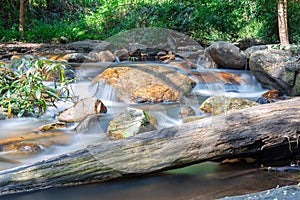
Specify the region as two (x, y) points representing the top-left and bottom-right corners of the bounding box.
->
(262, 90), (280, 99)
(96, 50), (115, 62)
(93, 64), (196, 103)
(58, 97), (107, 123)
(193, 71), (244, 84)
(167, 61), (197, 71)
(179, 106), (196, 118)
(114, 49), (129, 61)
(159, 52), (176, 61)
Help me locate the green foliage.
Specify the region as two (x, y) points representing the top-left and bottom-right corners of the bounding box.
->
(0, 56), (73, 117)
(0, 0), (299, 44)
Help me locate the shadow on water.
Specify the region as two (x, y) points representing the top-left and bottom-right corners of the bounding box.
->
(1, 162), (298, 200)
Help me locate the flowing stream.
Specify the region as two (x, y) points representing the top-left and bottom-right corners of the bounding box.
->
(1, 61), (296, 199)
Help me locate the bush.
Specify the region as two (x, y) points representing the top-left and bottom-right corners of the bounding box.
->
(0, 56), (73, 117)
(0, 0), (299, 44)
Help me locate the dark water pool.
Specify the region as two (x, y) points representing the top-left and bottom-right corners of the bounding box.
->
(1, 162), (297, 200)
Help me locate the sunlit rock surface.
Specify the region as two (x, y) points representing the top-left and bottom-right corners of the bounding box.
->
(93, 64), (196, 103)
(200, 96), (258, 115)
(58, 97), (107, 123)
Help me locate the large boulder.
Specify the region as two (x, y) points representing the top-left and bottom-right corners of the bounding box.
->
(58, 97), (107, 123)
(107, 107), (157, 140)
(200, 96), (259, 115)
(92, 64), (196, 103)
(205, 41), (247, 70)
(249, 49), (298, 96)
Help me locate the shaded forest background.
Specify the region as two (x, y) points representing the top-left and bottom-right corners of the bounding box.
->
(0, 0), (299, 44)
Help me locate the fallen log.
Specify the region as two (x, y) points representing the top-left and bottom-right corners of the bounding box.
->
(0, 98), (300, 196)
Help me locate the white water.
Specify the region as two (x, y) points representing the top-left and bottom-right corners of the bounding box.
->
(0, 63), (269, 171)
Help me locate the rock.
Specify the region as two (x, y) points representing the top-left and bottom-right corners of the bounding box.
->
(114, 49), (129, 61)
(179, 106), (196, 118)
(205, 41), (247, 70)
(167, 61), (197, 71)
(159, 52), (176, 61)
(93, 64), (196, 103)
(294, 72), (300, 95)
(244, 45), (268, 58)
(249, 49), (297, 95)
(106, 27), (203, 53)
(1, 142), (43, 153)
(193, 71), (245, 85)
(58, 97), (107, 123)
(195, 50), (218, 69)
(96, 50), (115, 62)
(256, 97), (274, 104)
(234, 38), (265, 50)
(107, 107), (157, 140)
(75, 114), (104, 134)
(65, 40), (111, 52)
(262, 89), (280, 99)
(200, 96), (259, 115)
(36, 122), (67, 132)
(58, 53), (97, 63)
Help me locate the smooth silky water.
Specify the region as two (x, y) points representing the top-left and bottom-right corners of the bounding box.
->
(1, 63), (295, 200)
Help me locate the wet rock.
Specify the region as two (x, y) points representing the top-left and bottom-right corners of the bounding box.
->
(36, 122), (67, 132)
(47, 53), (98, 63)
(93, 64), (196, 103)
(58, 97), (107, 123)
(179, 106), (196, 118)
(262, 89), (280, 99)
(96, 50), (115, 62)
(193, 71), (245, 85)
(167, 61), (197, 71)
(75, 114), (104, 134)
(256, 97), (272, 104)
(178, 50), (218, 69)
(107, 107), (157, 140)
(59, 53), (87, 62)
(249, 49), (297, 96)
(200, 96), (259, 115)
(1, 142), (43, 153)
(205, 41), (247, 70)
(159, 52), (176, 61)
(114, 49), (129, 61)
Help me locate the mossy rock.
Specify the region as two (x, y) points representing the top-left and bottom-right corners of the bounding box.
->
(200, 96), (259, 115)
(107, 107), (157, 140)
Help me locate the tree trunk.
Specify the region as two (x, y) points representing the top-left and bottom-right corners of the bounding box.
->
(0, 98), (299, 196)
(278, 0), (289, 45)
(19, 0), (27, 40)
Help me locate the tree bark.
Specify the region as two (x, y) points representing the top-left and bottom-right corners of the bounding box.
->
(0, 98), (299, 196)
(278, 0), (289, 45)
(19, 0), (27, 40)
